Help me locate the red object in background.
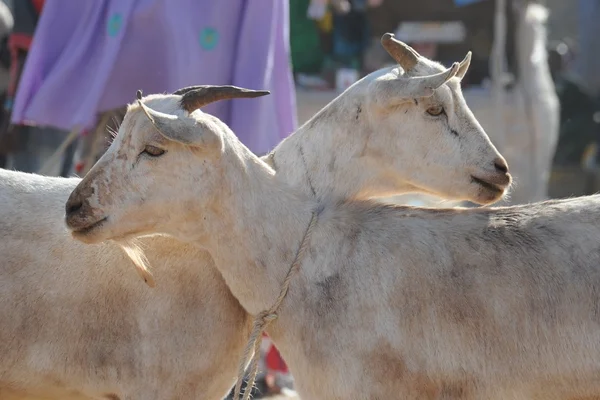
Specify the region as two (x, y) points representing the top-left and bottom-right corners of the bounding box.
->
(32, 0), (45, 14)
(262, 332), (289, 374)
(265, 344), (289, 373)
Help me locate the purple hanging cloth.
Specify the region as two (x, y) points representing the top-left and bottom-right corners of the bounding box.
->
(11, 0), (297, 155)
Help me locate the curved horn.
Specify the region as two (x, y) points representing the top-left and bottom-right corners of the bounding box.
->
(456, 51), (472, 81)
(380, 33), (419, 71)
(178, 85), (270, 113)
(173, 86), (205, 96)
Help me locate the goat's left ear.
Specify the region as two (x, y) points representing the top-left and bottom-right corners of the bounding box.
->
(456, 51), (472, 81)
(370, 62), (460, 107)
(136, 92), (222, 149)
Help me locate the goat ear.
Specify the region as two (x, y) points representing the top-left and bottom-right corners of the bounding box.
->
(456, 51), (472, 81)
(371, 62), (460, 105)
(137, 97), (221, 148)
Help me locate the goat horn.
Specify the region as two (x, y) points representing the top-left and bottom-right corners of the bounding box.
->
(176, 85), (270, 113)
(380, 33), (419, 71)
(172, 86), (203, 96)
(459, 51), (472, 68)
(456, 51), (472, 80)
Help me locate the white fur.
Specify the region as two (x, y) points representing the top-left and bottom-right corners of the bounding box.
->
(2, 43), (507, 399)
(68, 85), (600, 400)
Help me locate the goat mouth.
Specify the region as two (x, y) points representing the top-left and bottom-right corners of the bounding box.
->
(72, 217), (108, 235)
(471, 176), (504, 195)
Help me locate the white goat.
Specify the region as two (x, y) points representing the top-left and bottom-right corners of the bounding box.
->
(487, 2), (560, 205)
(66, 66), (600, 400)
(1, 34), (508, 399)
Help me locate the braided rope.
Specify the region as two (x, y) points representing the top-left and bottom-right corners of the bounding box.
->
(233, 210), (319, 400)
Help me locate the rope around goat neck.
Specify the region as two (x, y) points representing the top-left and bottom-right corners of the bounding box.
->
(233, 210), (319, 400)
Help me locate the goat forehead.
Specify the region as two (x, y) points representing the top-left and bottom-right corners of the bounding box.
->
(116, 111), (163, 147)
(430, 86), (453, 105)
(110, 118), (139, 150)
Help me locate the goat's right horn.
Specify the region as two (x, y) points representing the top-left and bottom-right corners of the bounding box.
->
(175, 85), (270, 113)
(381, 33), (419, 71)
(173, 86), (203, 96)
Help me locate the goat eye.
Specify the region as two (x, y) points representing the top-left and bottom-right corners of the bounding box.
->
(426, 106), (445, 117)
(142, 145), (165, 157)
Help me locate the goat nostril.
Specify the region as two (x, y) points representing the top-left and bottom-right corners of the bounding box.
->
(66, 198), (83, 215)
(494, 158), (509, 174)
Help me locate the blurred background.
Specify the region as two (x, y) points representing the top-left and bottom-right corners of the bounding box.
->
(0, 0), (596, 398)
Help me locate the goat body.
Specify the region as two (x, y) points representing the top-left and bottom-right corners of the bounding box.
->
(0, 169), (248, 399)
(79, 141), (600, 399)
(5, 35), (507, 399)
(66, 80), (600, 399)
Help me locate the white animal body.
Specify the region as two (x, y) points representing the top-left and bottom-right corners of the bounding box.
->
(2, 34), (508, 399)
(65, 68), (600, 399)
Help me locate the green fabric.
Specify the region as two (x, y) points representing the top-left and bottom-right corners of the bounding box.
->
(289, 0), (324, 74)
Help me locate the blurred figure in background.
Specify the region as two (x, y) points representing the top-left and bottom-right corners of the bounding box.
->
(11, 0), (297, 176)
(0, 0), (72, 175)
(573, 0), (600, 96)
(552, 0), (600, 196)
